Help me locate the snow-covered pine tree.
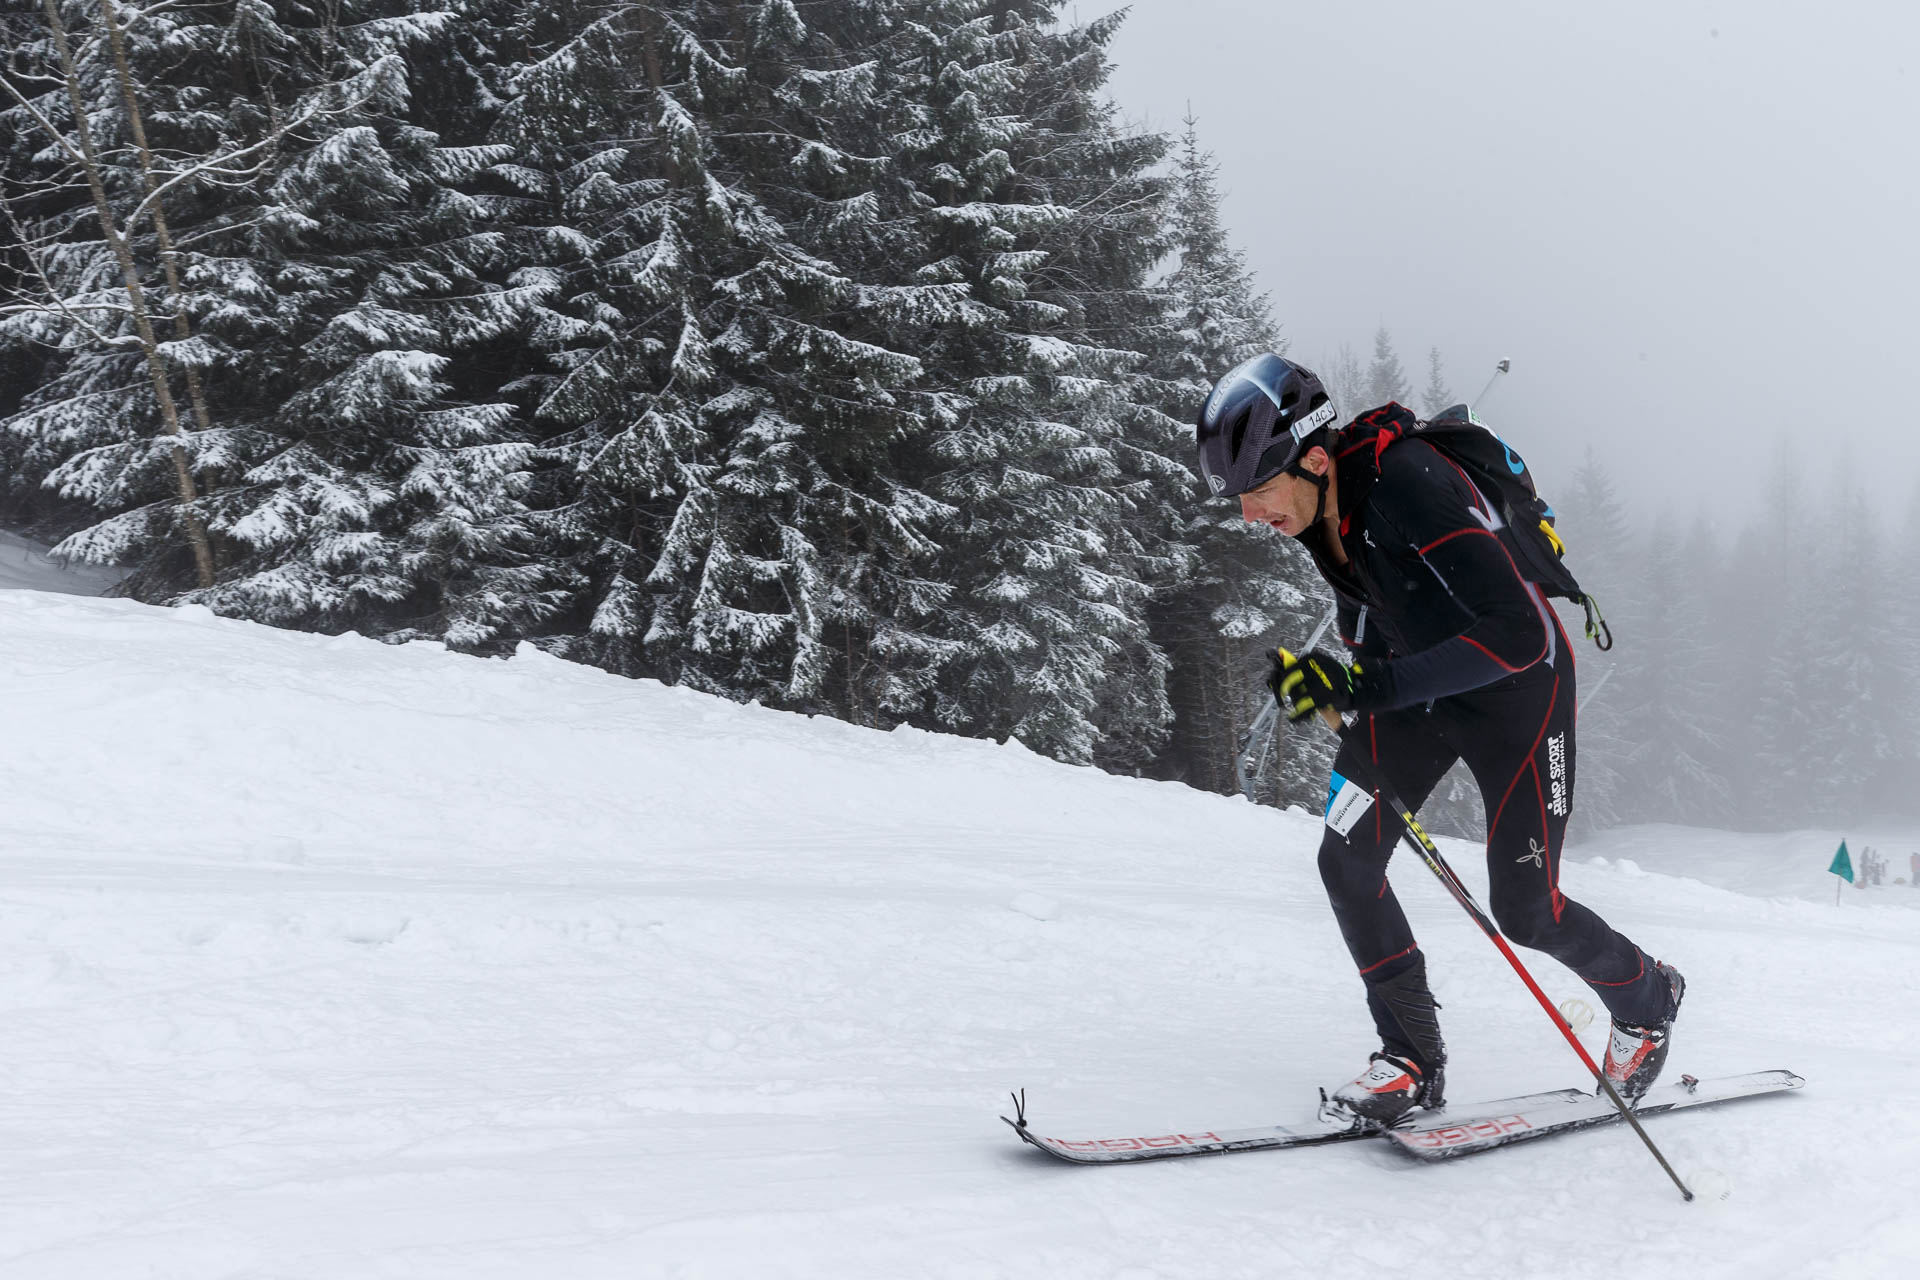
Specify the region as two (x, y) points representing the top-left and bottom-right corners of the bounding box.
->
(863, 0), (1182, 766)
(1551, 448), (1633, 834)
(187, 1), (571, 646)
(1613, 511), (1732, 826)
(1723, 463), (1919, 827)
(1419, 345), (1452, 416)
(1891, 481), (1920, 815)
(1320, 341), (1366, 421)
(4, 0), (564, 645)
(1144, 116), (1328, 803)
(0, 0), (236, 587)
(1815, 469), (1907, 816)
(1736, 445), (1827, 826)
(1011, 8), (1191, 774)
(497, 0), (959, 716)
(1364, 325), (1411, 408)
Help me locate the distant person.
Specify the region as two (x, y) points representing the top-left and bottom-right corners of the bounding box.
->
(1195, 353), (1683, 1127)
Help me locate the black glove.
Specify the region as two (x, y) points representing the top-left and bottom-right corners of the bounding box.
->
(1266, 647), (1381, 723)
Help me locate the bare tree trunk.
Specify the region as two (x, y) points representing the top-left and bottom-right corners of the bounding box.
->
(40, 0), (214, 587)
(634, 4), (682, 186)
(1217, 635), (1241, 798)
(99, 0), (218, 481)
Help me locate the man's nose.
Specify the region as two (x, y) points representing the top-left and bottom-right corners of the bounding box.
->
(1238, 495), (1257, 522)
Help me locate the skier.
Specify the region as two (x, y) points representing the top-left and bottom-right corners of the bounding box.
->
(1194, 352), (1683, 1126)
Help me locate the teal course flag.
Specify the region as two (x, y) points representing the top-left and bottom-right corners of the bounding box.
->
(1830, 840), (1854, 883)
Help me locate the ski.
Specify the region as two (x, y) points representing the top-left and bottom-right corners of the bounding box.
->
(1001, 1110), (1369, 1164)
(1001, 1085), (1601, 1165)
(1001, 1070), (1803, 1166)
(1385, 1068), (1804, 1160)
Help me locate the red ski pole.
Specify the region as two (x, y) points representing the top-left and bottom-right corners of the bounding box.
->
(1304, 701), (1695, 1201)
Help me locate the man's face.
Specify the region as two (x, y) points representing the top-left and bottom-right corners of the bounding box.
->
(1238, 449), (1327, 537)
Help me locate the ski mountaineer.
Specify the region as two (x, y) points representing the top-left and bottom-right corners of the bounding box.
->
(1193, 352), (1684, 1129)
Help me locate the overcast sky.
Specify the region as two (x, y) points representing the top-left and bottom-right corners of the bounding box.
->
(1104, 0), (1920, 530)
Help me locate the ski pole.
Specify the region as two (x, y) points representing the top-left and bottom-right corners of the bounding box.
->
(1470, 358), (1511, 412)
(1236, 602), (1338, 801)
(1299, 699), (1696, 1201)
(1576, 662), (1616, 717)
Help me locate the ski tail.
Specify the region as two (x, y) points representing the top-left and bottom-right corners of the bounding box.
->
(1384, 1069), (1805, 1160)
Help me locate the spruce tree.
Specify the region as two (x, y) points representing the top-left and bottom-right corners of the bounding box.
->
(1819, 471), (1906, 815)
(1738, 446), (1826, 825)
(1321, 341), (1366, 420)
(863, 1), (1181, 766)
(1145, 116), (1327, 802)
(1893, 482), (1920, 815)
(1420, 346), (1453, 415)
(1614, 513), (1731, 826)
(495, 1), (956, 711)
(1551, 449), (1633, 834)
(4, 0), (563, 643)
(1364, 326), (1411, 408)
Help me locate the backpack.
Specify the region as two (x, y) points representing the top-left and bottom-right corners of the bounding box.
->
(1402, 404), (1612, 651)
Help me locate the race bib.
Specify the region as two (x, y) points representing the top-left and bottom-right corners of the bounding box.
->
(1323, 770), (1375, 838)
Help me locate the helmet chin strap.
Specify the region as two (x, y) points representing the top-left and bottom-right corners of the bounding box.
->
(1287, 463), (1331, 527)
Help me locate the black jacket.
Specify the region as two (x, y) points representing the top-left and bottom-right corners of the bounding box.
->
(1298, 404), (1561, 709)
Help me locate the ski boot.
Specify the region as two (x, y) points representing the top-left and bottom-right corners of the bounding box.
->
(1601, 961), (1685, 1102)
(1321, 1051), (1444, 1129)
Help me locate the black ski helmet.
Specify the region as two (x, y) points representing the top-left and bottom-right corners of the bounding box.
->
(1194, 353), (1337, 498)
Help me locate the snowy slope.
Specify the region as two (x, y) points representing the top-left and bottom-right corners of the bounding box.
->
(0, 531), (124, 596)
(1, 590), (1915, 1280)
(1577, 822), (1920, 908)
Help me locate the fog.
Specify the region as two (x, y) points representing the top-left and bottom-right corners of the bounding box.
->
(1106, 0), (1920, 529)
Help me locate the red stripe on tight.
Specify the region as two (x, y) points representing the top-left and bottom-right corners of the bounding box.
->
(1415, 540), (1551, 674)
(1417, 526), (1499, 555)
(1359, 942), (1420, 976)
(1460, 633), (1539, 674)
(1487, 673), (1565, 920)
(1585, 952), (1647, 987)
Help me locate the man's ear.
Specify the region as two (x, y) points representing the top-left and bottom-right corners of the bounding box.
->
(1301, 445), (1330, 477)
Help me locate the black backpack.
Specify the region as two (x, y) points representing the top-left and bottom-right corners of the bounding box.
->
(1403, 404), (1612, 651)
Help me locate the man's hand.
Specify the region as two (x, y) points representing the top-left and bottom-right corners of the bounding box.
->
(1266, 647), (1377, 723)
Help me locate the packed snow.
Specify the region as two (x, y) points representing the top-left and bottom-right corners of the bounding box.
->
(1, 589), (1915, 1279)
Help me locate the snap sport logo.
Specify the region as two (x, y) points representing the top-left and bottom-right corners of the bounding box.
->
(1547, 733), (1568, 817)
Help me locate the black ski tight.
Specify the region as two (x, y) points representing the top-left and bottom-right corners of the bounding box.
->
(1316, 661), (1669, 1062)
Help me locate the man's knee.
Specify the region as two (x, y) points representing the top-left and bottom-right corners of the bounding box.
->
(1491, 895), (1562, 953)
(1318, 832), (1389, 903)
